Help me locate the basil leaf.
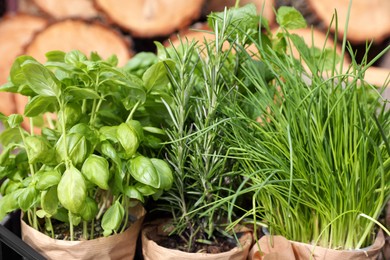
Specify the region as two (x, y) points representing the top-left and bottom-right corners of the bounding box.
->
(79, 197), (98, 221)
(124, 185), (144, 202)
(35, 169), (61, 190)
(24, 95), (57, 117)
(57, 166), (87, 213)
(276, 6), (307, 30)
(22, 61), (61, 97)
(18, 186), (38, 211)
(65, 86), (101, 100)
(10, 55), (37, 86)
(129, 155), (160, 188)
(151, 158), (173, 190)
(81, 155), (110, 190)
(117, 123), (139, 158)
(0, 189), (23, 220)
(41, 186), (58, 215)
(142, 60), (175, 92)
(101, 200), (124, 236)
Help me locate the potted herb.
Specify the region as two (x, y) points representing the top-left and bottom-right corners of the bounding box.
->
(0, 50), (173, 259)
(140, 4), (264, 259)
(223, 6), (390, 260)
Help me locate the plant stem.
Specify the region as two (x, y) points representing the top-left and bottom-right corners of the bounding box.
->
(90, 219), (95, 240)
(46, 216), (54, 238)
(126, 100), (141, 123)
(69, 211), (74, 241)
(83, 221), (88, 240)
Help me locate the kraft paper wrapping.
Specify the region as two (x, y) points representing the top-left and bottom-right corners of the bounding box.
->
(21, 204), (146, 260)
(249, 230), (385, 260)
(248, 235), (296, 260)
(141, 223), (252, 260)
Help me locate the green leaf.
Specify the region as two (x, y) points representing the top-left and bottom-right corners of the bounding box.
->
(101, 200), (124, 236)
(65, 86), (101, 100)
(18, 186), (38, 211)
(276, 6), (307, 30)
(117, 123), (139, 158)
(35, 169), (61, 190)
(57, 166), (87, 213)
(142, 60), (175, 92)
(99, 126), (119, 143)
(124, 52), (157, 76)
(41, 186), (58, 215)
(124, 185), (144, 202)
(36, 209), (49, 218)
(9, 55), (37, 86)
(151, 158), (173, 190)
(25, 136), (49, 164)
(45, 51), (66, 62)
(6, 114), (23, 128)
(81, 154), (110, 190)
(24, 95), (57, 117)
(0, 82), (19, 93)
(142, 126), (165, 136)
(59, 103), (82, 129)
(129, 155), (160, 188)
(127, 120), (144, 142)
(64, 50), (88, 66)
(0, 190), (23, 220)
(56, 133), (88, 166)
(22, 61), (61, 97)
(79, 197), (98, 221)
(100, 141), (121, 167)
(208, 3), (259, 43)
(134, 183), (157, 196)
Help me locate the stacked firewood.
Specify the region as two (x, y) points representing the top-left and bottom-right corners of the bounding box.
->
(0, 0), (389, 116)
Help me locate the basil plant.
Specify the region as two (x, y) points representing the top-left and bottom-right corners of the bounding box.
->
(0, 50), (173, 240)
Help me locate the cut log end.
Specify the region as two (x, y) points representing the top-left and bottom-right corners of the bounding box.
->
(0, 13), (48, 116)
(24, 19), (132, 66)
(307, 0), (390, 43)
(32, 0), (99, 19)
(94, 0), (205, 38)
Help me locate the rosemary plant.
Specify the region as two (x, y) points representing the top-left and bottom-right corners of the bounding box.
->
(224, 9), (390, 249)
(156, 5), (260, 252)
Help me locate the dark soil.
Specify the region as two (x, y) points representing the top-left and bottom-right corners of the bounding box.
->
(145, 222), (242, 254)
(50, 219), (104, 241)
(155, 233), (238, 254)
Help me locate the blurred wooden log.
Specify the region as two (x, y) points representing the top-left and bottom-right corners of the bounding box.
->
(32, 0), (99, 19)
(307, 0), (390, 43)
(0, 13), (48, 116)
(94, 0), (205, 37)
(204, 0), (275, 25)
(24, 19), (132, 65)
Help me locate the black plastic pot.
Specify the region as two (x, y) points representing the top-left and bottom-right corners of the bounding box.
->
(0, 211), (45, 260)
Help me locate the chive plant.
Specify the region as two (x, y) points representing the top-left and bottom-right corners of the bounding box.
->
(224, 9), (390, 249)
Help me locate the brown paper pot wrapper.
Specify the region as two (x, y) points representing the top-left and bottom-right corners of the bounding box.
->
(142, 222), (252, 260)
(21, 204), (146, 260)
(249, 230), (385, 260)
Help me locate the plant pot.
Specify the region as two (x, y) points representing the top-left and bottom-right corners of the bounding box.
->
(141, 221), (252, 260)
(21, 204), (146, 260)
(248, 230), (385, 260)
